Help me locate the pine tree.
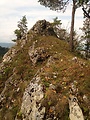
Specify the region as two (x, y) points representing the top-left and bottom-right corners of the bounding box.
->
(13, 15), (28, 41)
(38, 0), (90, 51)
(51, 17), (70, 41)
(80, 18), (90, 59)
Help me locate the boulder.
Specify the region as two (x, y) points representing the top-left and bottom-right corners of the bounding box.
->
(69, 95), (84, 120)
(18, 75), (45, 120)
(28, 42), (50, 65)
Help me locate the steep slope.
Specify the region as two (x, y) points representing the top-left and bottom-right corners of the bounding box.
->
(0, 20), (90, 120)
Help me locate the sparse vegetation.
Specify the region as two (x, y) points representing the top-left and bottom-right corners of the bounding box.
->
(0, 20), (90, 119)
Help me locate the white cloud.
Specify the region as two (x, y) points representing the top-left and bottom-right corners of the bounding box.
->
(0, 0), (84, 43)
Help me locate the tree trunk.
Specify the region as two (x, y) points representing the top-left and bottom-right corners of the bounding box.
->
(70, 1), (76, 52)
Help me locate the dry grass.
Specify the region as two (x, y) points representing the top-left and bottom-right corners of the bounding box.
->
(0, 35), (90, 119)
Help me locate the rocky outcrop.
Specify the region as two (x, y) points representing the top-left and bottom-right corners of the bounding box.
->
(0, 20), (90, 120)
(28, 20), (57, 37)
(16, 55), (57, 120)
(69, 81), (84, 120)
(28, 42), (50, 65)
(2, 47), (17, 63)
(17, 72), (45, 120)
(69, 95), (84, 120)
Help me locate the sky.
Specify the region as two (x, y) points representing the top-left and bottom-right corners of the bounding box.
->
(0, 0), (84, 43)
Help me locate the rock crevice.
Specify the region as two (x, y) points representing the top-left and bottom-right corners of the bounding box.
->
(18, 74), (45, 120)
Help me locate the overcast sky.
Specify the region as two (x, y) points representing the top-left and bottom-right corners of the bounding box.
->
(0, 0), (84, 43)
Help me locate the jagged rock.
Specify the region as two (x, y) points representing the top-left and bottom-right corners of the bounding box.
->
(3, 47), (17, 63)
(0, 74), (15, 105)
(46, 56), (55, 67)
(29, 20), (57, 36)
(69, 81), (78, 96)
(83, 95), (88, 102)
(19, 39), (27, 48)
(28, 42), (50, 65)
(69, 95), (84, 120)
(49, 84), (55, 90)
(18, 74), (45, 120)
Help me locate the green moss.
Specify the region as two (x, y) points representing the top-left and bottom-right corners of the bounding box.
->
(43, 80), (50, 88)
(17, 111), (22, 119)
(48, 101), (52, 106)
(0, 74), (3, 79)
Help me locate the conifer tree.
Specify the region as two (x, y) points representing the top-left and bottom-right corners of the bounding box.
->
(38, 0), (90, 51)
(80, 18), (90, 58)
(13, 15), (28, 41)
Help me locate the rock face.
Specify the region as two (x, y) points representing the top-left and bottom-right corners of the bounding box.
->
(69, 95), (84, 120)
(3, 47), (17, 63)
(29, 20), (57, 37)
(28, 42), (50, 65)
(20, 74), (45, 120)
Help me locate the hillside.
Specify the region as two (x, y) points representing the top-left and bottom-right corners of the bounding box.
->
(0, 20), (90, 120)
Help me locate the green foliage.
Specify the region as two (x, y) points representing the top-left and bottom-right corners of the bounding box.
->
(76, 0), (89, 6)
(0, 46), (9, 57)
(12, 106), (19, 118)
(38, 0), (89, 11)
(51, 17), (62, 28)
(80, 18), (90, 59)
(38, 0), (89, 52)
(18, 15), (28, 35)
(51, 17), (70, 41)
(14, 29), (22, 40)
(17, 111), (22, 119)
(13, 15), (28, 41)
(81, 18), (90, 39)
(38, 0), (69, 11)
(78, 0), (90, 18)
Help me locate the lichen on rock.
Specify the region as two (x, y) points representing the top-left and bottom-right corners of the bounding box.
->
(18, 74), (45, 120)
(28, 42), (50, 65)
(30, 20), (57, 37)
(69, 95), (84, 120)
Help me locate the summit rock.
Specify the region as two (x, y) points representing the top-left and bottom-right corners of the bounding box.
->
(28, 19), (57, 36)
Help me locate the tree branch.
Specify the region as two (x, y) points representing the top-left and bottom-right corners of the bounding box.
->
(82, 7), (90, 19)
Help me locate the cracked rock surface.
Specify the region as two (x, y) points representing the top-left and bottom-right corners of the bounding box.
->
(69, 95), (84, 120)
(19, 74), (45, 120)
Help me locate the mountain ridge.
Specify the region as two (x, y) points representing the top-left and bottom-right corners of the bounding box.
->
(0, 20), (90, 120)
(0, 43), (14, 48)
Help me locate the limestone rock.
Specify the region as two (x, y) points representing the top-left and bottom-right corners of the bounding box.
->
(19, 75), (45, 120)
(29, 20), (57, 36)
(69, 95), (84, 120)
(28, 42), (50, 65)
(69, 81), (78, 96)
(3, 47), (17, 63)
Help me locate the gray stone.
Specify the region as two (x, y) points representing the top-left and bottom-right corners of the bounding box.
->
(83, 95), (88, 102)
(30, 20), (57, 37)
(19, 75), (45, 120)
(70, 81), (78, 96)
(3, 47), (17, 63)
(72, 57), (78, 62)
(28, 42), (49, 65)
(69, 95), (84, 120)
